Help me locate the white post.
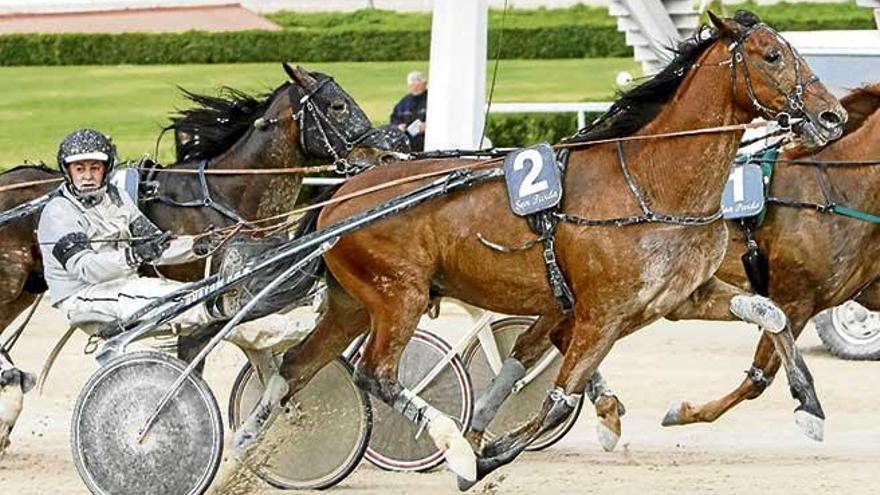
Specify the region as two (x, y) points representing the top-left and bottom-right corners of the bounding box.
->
(424, 0), (488, 151)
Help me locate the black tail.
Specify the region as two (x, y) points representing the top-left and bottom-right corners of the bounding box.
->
(241, 186), (341, 320)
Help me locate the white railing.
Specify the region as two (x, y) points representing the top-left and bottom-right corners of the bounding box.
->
(487, 101), (612, 129)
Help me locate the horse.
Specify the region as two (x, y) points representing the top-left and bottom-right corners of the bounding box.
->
(231, 11), (846, 489)
(661, 83), (880, 427)
(0, 63), (404, 450)
(468, 84), (880, 453)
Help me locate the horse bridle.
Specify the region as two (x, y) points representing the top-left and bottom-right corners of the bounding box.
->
(286, 76), (387, 174)
(724, 23), (822, 129)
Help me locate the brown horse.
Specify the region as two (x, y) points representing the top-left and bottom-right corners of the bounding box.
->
(662, 83), (880, 426)
(473, 85), (880, 453)
(232, 12), (845, 489)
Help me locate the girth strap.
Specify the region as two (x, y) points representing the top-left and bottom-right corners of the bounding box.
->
(527, 149), (575, 314)
(151, 160), (249, 224)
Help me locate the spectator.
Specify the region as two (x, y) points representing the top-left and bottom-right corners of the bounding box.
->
(390, 71), (428, 151)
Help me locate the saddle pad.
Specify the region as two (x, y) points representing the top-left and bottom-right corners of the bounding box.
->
(503, 143), (563, 216)
(721, 162), (765, 219)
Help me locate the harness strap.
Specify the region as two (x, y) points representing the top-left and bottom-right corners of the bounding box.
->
(151, 160), (250, 225)
(528, 149), (575, 314)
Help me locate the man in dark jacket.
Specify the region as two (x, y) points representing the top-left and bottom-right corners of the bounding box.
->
(390, 71), (428, 151)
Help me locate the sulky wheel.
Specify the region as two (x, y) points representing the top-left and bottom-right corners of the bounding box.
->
(463, 316), (583, 451)
(228, 356), (371, 490)
(815, 301), (880, 360)
(71, 351), (222, 495)
(361, 329), (473, 472)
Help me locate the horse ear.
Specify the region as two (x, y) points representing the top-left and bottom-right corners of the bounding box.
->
(285, 65), (318, 90)
(282, 62), (297, 81)
(708, 11), (743, 39)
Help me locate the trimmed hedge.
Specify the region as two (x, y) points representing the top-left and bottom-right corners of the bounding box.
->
(0, 3), (872, 66)
(0, 26), (627, 66)
(485, 112), (603, 148)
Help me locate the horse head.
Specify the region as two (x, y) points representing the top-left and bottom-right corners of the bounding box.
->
(708, 10), (846, 149)
(281, 63), (410, 166)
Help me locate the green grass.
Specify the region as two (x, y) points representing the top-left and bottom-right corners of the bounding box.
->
(0, 58), (638, 166)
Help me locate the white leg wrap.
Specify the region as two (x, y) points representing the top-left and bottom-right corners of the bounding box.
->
(730, 295), (787, 333)
(395, 388), (476, 481)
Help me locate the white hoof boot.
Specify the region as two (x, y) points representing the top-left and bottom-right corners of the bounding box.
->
(427, 414), (477, 481)
(661, 401), (685, 427)
(596, 422), (620, 452)
(232, 374), (289, 453)
(794, 410), (824, 442)
(730, 295), (787, 333)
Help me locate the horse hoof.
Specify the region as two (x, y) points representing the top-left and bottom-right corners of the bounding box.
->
(457, 475), (478, 492)
(730, 295), (786, 333)
(596, 421), (620, 452)
(661, 401), (685, 426)
(429, 415), (477, 481)
(794, 409), (824, 442)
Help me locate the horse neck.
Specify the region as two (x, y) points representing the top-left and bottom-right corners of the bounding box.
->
(796, 108), (880, 209)
(205, 121), (306, 220)
(603, 44), (749, 214)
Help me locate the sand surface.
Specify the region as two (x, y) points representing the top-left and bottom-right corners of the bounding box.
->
(1, 300), (878, 494)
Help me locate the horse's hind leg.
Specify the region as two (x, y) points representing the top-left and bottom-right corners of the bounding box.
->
(665, 277), (824, 440)
(232, 279), (368, 452)
(353, 284), (477, 481)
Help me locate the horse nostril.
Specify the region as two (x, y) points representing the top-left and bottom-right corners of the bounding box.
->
(819, 110), (843, 127)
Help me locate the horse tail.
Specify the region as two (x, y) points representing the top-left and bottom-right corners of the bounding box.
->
(245, 185), (341, 319)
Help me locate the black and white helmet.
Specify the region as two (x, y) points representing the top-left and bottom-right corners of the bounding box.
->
(57, 129), (117, 200)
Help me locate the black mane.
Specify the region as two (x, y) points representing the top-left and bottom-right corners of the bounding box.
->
(168, 83), (290, 162)
(0, 162), (58, 176)
(568, 12), (760, 143)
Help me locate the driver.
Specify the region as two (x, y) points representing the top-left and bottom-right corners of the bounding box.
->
(36, 129), (220, 328)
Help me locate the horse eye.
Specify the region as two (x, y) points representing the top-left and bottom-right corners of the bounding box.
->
(330, 100), (346, 112)
(763, 51), (781, 64)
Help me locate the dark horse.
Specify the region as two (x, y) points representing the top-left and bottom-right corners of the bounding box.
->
(232, 12), (845, 489)
(0, 64), (403, 342)
(662, 83), (880, 426)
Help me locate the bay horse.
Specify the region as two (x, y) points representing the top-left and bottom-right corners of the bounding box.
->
(470, 86), (880, 453)
(0, 64), (403, 449)
(233, 11), (845, 489)
(662, 82), (880, 426)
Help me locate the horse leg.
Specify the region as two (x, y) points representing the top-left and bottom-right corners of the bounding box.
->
(467, 314), (565, 449)
(460, 318), (620, 491)
(353, 285), (477, 481)
(665, 277), (824, 440)
(547, 322), (625, 452)
(231, 279), (368, 454)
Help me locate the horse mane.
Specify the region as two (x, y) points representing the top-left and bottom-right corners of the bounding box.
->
(568, 11), (760, 143)
(168, 83), (290, 162)
(0, 162), (59, 177)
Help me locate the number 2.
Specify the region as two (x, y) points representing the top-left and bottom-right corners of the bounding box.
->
(514, 149), (549, 198)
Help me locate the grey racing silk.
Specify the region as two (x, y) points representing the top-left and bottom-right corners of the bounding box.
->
(37, 184), (198, 306)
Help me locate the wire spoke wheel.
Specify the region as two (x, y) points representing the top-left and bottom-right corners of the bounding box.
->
(228, 356), (371, 490)
(361, 329), (473, 472)
(463, 317), (582, 451)
(71, 351), (222, 495)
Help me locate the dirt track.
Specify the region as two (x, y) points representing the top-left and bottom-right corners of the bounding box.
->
(1, 301), (878, 494)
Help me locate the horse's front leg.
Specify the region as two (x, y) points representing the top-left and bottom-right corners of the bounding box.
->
(460, 317), (621, 491)
(665, 277), (824, 440)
